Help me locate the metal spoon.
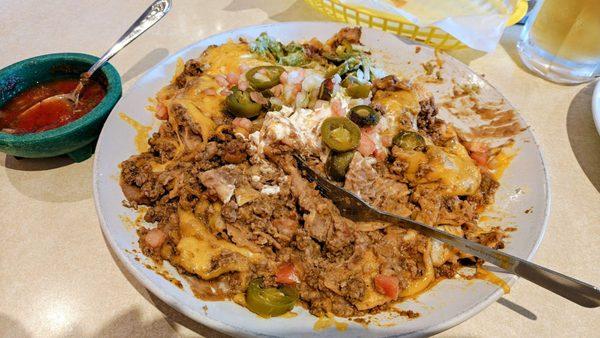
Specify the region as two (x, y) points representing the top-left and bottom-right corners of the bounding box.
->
(21, 0), (172, 116)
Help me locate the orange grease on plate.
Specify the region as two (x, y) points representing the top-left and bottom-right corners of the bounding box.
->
(489, 148), (516, 180)
(280, 311), (298, 318)
(119, 210), (146, 230)
(119, 215), (136, 229)
(475, 268), (510, 294)
(313, 314), (348, 332)
(119, 112), (151, 152)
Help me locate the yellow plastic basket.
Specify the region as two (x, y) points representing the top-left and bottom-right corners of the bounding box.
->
(304, 0), (528, 50)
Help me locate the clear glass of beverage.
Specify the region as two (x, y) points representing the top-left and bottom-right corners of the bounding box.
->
(517, 0), (600, 84)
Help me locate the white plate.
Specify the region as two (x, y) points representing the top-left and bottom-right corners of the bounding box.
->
(593, 80), (600, 136)
(93, 22), (549, 337)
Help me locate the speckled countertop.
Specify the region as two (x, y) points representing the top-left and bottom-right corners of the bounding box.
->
(1, 1), (599, 337)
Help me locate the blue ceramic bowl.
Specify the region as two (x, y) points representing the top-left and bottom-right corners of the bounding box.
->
(0, 53), (122, 161)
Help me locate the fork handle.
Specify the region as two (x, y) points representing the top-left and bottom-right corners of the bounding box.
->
(378, 211), (600, 308)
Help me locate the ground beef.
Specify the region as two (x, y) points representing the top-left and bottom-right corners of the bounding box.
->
(373, 75), (411, 91)
(120, 155), (167, 205)
(417, 97), (437, 129)
(467, 226), (506, 250)
(290, 168), (355, 254)
(220, 138), (247, 164)
(339, 276), (365, 302)
(437, 196), (477, 226)
(410, 185), (442, 225)
(344, 153), (412, 217)
(417, 97), (449, 145)
(175, 59), (204, 88)
(120, 113), (507, 318)
(436, 262), (459, 278)
(119, 28), (509, 318)
(148, 123), (178, 161)
(144, 203), (177, 224)
(467, 172), (500, 208)
(326, 27), (362, 49)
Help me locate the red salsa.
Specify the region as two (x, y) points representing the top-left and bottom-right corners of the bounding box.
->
(0, 78), (106, 134)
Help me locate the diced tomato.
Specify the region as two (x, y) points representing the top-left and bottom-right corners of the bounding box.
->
(238, 64), (251, 73)
(237, 79), (249, 91)
(331, 98), (344, 116)
(374, 274), (399, 299)
(357, 131), (376, 157)
(271, 84), (283, 97)
(362, 126), (375, 135)
(470, 151), (489, 167)
(292, 83), (302, 96)
(249, 91), (268, 105)
(381, 135), (393, 148)
(464, 142), (489, 167)
(202, 88), (217, 96)
(279, 71), (288, 85)
(145, 228), (167, 249)
(226, 72), (240, 86)
(465, 141), (488, 153)
(155, 103), (168, 120)
(215, 75), (228, 87)
(374, 148), (387, 162)
(232, 117), (252, 131)
(275, 262), (299, 285)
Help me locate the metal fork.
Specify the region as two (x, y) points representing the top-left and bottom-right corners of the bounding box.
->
(293, 154), (600, 308)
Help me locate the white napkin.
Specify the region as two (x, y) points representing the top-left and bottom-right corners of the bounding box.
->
(341, 0), (517, 52)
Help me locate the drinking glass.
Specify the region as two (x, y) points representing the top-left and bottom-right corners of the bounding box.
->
(517, 0), (600, 84)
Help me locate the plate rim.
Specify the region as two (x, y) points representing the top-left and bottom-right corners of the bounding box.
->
(92, 21), (551, 337)
(592, 79), (600, 136)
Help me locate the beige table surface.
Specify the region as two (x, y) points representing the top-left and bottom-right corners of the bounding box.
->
(1, 1), (599, 337)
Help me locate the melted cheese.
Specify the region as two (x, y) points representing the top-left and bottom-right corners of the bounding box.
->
(398, 139), (481, 196)
(174, 210), (262, 280)
(398, 242), (435, 298)
(313, 314), (348, 332)
(172, 58), (185, 83)
(184, 79), (224, 119)
(373, 90), (420, 115)
(489, 147), (516, 180)
(426, 146), (481, 196)
(171, 98), (217, 142)
(354, 240), (437, 308)
(119, 112), (152, 152)
(354, 250), (391, 310)
(202, 41), (253, 75)
(174, 41), (267, 122)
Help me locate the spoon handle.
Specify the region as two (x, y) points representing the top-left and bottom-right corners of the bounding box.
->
(87, 0), (172, 75)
